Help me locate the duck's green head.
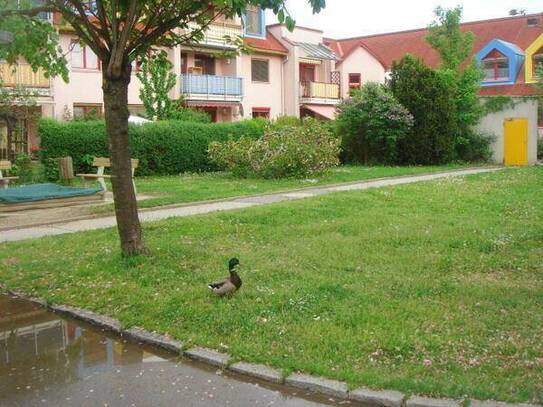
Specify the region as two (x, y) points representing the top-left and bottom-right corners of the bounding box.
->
(229, 257), (240, 272)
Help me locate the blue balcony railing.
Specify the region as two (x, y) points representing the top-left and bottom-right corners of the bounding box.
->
(181, 74), (243, 100)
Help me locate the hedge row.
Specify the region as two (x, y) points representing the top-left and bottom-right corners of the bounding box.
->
(39, 119), (266, 176)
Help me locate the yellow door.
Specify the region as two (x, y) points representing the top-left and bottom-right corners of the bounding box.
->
(504, 118), (528, 166)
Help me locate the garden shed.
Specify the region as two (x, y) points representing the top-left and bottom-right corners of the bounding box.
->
(477, 97), (539, 165)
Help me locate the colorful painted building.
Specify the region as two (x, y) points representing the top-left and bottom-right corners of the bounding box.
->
(323, 12), (543, 164)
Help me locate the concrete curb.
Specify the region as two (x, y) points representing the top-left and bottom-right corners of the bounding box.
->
(3, 288), (541, 407)
(229, 361), (284, 384)
(50, 304), (122, 332)
(349, 388), (405, 407)
(285, 373), (349, 399)
(184, 347), (230, 368)
(123, 327), (183, 354)
(406, 396), (460, 407)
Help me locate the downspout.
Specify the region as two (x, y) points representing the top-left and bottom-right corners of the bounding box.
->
(281, 54), (289, 116)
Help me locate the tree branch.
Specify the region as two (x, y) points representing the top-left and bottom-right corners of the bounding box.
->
(110, 0), (141, 74)
(0, 6), (54, 17)
(129, 6), (226, 58)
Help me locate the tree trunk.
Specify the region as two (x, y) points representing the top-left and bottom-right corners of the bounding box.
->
(102, 64), (148, 256)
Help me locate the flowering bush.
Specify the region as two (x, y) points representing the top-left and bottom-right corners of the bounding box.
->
(337, 82), (413, 164)
(208, 118), (340, 179)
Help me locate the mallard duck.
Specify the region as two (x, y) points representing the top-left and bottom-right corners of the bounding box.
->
(208, 258), (242, 296)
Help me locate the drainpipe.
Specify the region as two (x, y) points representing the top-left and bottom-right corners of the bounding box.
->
(281, 55), (288, 116)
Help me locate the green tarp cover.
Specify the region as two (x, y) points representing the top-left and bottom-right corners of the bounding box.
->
(0, 183), (103, 204)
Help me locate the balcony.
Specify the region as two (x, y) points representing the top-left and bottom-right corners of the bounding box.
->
(300, 81), (340, 104)
(0, 63), (50, 95)
(181, 74), (243, 101)
(186, 22), (243, 49)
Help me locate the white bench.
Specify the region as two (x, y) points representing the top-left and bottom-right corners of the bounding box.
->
(77, 157), (139, 193)
(0, 160), (19, 189)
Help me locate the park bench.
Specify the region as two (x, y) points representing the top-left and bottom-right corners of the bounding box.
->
(77, 157), (139, 193)
(0, 160), (19, 189)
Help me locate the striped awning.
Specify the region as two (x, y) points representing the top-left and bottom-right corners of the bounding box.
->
(185, 101), (240, 108)
(296, 42), (338, 61)
(299, 58), (322, 65)
(302, 104), (337, 120)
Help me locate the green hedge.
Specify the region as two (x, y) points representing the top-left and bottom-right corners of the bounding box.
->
(39, 119), (266, 177)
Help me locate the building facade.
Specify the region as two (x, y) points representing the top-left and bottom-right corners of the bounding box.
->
(0, 10), (542, 164)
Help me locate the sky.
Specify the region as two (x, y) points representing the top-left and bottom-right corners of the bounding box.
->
(266, 0), (543, 39)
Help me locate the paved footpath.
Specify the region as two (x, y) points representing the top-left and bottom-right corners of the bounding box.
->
(0, 167), (500, 243)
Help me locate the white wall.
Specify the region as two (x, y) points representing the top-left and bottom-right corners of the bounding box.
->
(476, 98), (538, 165)
(240, 52), (284, 119)
(337, 46), (386, 99)
(272, 25), (324, 44)
(269, 26), (302, 117)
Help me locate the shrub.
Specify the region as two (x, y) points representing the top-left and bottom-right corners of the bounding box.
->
(538, 137), (543, 160)
(336, 82), (413, 164)
(455, 130), (494, 163)
(39, 118), (266, 178)
(389, 55), (457, 165)
(11, 153), (45, 184)
(208, 118), (340, 179)
(271, 115), (302, 128)
(167, 107), (211, 123)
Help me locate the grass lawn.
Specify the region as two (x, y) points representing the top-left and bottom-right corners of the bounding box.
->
(1, 167), (542, 403)
(93, 164), (475, 212)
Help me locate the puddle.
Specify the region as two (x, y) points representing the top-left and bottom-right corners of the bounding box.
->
(0, 295), (360, 407)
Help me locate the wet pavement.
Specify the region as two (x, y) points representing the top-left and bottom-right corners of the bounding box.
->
(0, 294), (359, 407)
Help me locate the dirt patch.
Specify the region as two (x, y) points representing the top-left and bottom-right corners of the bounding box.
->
(0, 204), (96, 229)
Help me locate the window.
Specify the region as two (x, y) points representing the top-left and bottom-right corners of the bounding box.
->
(73, 104), (102, 120)
(0, 118), (29, 161)
(348, 73), (362, 89)
(32, 0), (51, 21)
(245, 6), (264, 37)
(251, 59), (269, 82)
(252, 108), (270, 119)
(482, 58), (509, 81)
(194, 54), (215, 75)
(181, 52), (188, 74)
(300, 64), (315, 83)
(533, 53), (543, 76)
(527, 17), (539, 27)
(71, 42), (100, 70)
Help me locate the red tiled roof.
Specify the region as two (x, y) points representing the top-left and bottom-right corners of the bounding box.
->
(478, 66), (539, 96)
(479, 82), (539, 96)
(244, 30), (288, 55)
(328, 13), (543, 97)
(335, 13), (543, 70)
(323, 38), (342, 57)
